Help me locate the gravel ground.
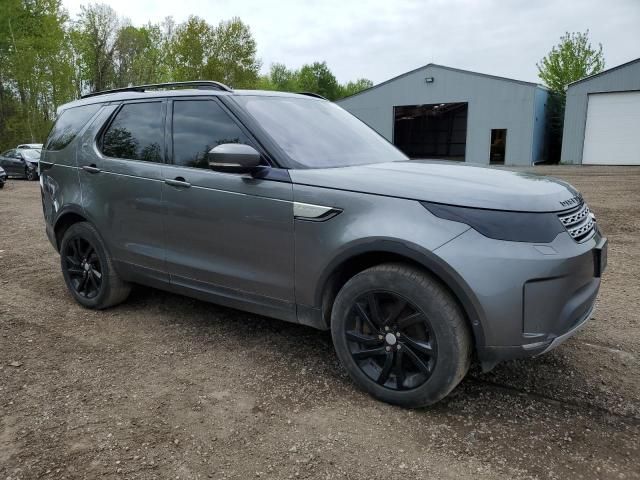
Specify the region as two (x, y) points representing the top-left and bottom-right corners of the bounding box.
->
(1, 166), (638, 480)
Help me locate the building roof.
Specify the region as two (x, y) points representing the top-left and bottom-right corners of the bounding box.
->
(567, 57), (640, 87)
(338, 63), (545, 101)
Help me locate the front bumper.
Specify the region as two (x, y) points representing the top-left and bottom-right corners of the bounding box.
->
(535, 304), (594, 356)
(476, 300), (596, 367)
(433, 228), (605, 368)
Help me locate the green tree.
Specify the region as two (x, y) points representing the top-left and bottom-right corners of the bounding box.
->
(339, 78), (373, 98)
(166, 15), (213, 81)
(0, 2), (377, 150)
(113, 24), (167, 86)
(72, 3), (120, 93)
(537, 31), (605, 162)
(0, 0), (75, 147)
(256, 63), (298, 91)
(537, 30), (605, 94)
(268, 63), (298, 91)
(297, 61), (340, 100)
(167, 16), (260, 87)
(255, 74), (275, 90)
(255, 61), (373, 100)
(208, 17), (260, 88)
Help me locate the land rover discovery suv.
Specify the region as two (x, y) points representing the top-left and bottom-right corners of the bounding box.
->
(40, 81), (607, 407)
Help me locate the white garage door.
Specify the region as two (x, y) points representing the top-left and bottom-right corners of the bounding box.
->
(582, 91), (640, 165)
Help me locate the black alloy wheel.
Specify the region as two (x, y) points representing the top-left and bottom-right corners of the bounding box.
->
(60, 222), (131, 309)
(331, 263), (472, 407)
(63, 236), (103, 299)
(346, 291), (437, 391)
(26, 168), (37, 181)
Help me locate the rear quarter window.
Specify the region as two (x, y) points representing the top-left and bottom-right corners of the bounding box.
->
(45, 103), (102, 151)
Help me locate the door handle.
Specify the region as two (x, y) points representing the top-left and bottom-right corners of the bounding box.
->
(164, 177), (191, 188)
(81, 164), (101, 174)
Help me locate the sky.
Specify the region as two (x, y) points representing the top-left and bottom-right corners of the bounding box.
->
(61, 0), (640, 85)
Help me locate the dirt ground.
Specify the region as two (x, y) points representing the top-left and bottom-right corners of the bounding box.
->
(1, 166), (638, 480)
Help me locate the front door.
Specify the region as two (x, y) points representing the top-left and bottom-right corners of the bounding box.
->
(162, 98), (295, 319)
(77, 100), (169, 285)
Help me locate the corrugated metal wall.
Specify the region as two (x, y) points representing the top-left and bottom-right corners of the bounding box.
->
(561, 59), (640, 164)
(336, 64), (542, 166)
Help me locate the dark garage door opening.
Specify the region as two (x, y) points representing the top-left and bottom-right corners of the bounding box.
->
(393, 103), (468, 160)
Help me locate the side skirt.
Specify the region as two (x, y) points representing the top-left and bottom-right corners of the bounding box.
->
(115, 260), (298, 325)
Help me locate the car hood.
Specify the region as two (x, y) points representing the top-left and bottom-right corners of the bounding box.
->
(288, 161), (580, 212)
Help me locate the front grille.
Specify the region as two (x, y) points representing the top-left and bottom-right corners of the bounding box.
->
(558, 202), (596, 242)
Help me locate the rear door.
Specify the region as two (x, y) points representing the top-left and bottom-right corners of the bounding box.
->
(78, 100), (169, 286)
(161, 97), (295, 319)
(1, 150), (22, 176)
(0, 150), (14, 174)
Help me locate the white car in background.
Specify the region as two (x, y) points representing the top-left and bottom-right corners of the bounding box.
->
(17, 143), (43, 150)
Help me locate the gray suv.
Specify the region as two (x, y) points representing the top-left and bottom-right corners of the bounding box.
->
(40, 81), (607, 407)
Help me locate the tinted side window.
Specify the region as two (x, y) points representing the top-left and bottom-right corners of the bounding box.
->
(102, 102), (164, 162)
(45, 104), (101, 151)
(172, 100), (253, 169)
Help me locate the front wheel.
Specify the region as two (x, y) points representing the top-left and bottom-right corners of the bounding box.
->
(60, 222), (131, 309)
(331, 263), (472, 407)
(25, 168), (37, 181)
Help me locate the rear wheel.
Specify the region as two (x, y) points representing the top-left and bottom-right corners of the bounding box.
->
(331, 263), (471, 407)
(60, 222), (130, 309)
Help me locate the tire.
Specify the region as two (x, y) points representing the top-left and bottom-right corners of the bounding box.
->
(25, 168), (37, 181)
(331, 263), (472, 407)
(60, 222), (131, 309)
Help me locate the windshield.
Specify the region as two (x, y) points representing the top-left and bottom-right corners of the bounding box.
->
(234, 95), (408, 169)
(21, 149), (41, 160)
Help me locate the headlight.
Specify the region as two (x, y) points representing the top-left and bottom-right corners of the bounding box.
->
(421, 202), (564, 243)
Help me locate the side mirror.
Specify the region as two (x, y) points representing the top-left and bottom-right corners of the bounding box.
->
(208, 144), (261, 173)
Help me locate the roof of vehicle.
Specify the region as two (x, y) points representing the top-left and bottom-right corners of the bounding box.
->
(58, 81), (325, 113)
(17, 143), (43, 149)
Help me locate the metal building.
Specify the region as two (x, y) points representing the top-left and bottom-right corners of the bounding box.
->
(336, 63), (549, 166)
(561, 58), (640, 165)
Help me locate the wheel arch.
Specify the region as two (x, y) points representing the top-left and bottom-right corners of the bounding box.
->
(53, 207), (89, 251)
(315, 239), (487, 349)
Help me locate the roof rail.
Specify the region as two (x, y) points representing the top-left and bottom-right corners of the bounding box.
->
(298, 91), (328, 100)
(81, 81), (233, 99)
